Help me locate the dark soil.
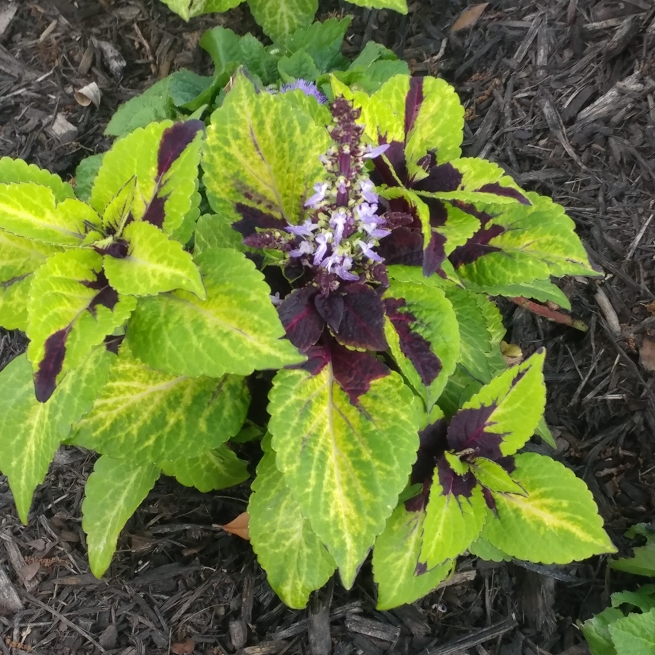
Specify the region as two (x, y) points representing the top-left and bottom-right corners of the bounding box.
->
(1, 0), (655, 653)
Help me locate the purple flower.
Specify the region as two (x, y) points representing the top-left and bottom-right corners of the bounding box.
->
(287, 219), (319, 237)
(313, 232), (332, 266)
(356, 240), (384, 263)
(359, 178), (378, 204)
(305, 182), (329, 209)
(329, 209), (348, 246)
(289, 240), (314, 258)
(363, 143), (390, 160)
(280, 80), (327, 104)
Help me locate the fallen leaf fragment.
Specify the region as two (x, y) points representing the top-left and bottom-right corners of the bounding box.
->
(639, 337), (655, 372)
(171, 639), (196, 655)
(451, 3), (489, 33)
(221, 512), (250, 540)
(501, 341), (523, 366)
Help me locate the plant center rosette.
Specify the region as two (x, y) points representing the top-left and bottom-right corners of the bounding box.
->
(233, 94), (425, 390)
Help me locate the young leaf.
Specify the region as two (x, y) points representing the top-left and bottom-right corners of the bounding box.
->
(611, 524), (655, 577)
(383, 280), (460, 411)
(102, 222), (205, 298)
(419, 463), (486, 568)
(72, 345), (249, 463)
(91, 120), (203, 236)
(0, 157), (75, 201)
(82, 455), (160, 577)
(26, 249), (136, 402)
(0, 231), (61, 331)
(249, 435), (336, 609)
(269, 366), (419, 588)
(247, 0), (318, 43)
(0, 184), (87, 246)
(161, 445), (249, 492)
(447, 350), (546, 459)
(203, 72), (329, 222)
(608, 608), (655, 655)
(199, 25), (242, 73)
(612, 587), (655, 613)
(482, 453), (616, 563)
(0, 348), (113, 522)
(104, 78), (174, 138)
(239, 34), (278, 85)
(278, 50), (320, 82)
(373, 504), (452, 610)
(127, 248), (304, 377)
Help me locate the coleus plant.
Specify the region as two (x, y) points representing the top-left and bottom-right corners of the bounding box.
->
(0, 70), (615, 612)
(159, 0), (407, 41)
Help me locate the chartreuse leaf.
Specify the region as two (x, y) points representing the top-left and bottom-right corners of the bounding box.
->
(355, 74), (407, 143)
(383, 280), (459, 411)
(91, 120), (203, 236)
(373, 504), (452, 610)
(470, 458), (525, 495)
(72, 344), (249, 463)
(418, 158), (526, 205)
(249, 434), (336, 609)
(194, 213), (246, 253)
(0, 348), (112, 523)
(347, 0), (407, 11)
(0, 157), (74, 201)
(0, 231), (62, 331)
(464, 277), (573, 310)
(457, 193), (599, 290)
(581, 607), (624, 655)
(159, 0), (242, 21)
(439, 205), (481, 255)
(269, 367), (419, 588)
(419, 477), (486, 569)
(0, 184), (89, 246)
(203, 72), (329, 221)
(82, 456), (160, 577)
(127, 248), (304, 377)
(248, 0), (318, 42)
(103, 222), (205, 298)
(161, 445), (249, 492)
(469, 536), (511, 562)
(609, 608), (655, 655)
(482, 453), (616, 563)
(406, 77), (464, 173)
(459, 350), (546, 457)
(26, 249), (136, 402)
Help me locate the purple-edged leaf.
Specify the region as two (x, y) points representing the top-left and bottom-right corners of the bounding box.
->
(333, 283), (388, 351)
(383, 278), (459, 411)
(278, 286), (324, 351)
(446, 405), (504, 461)
(384, 298), (440, 386)
(448, 207), (505, 268)
(412, 418), (449, 486)
(419, 456), (486, 568)
(26, 249), (136, 402)
(330, 341), (389, 404)
(314, 292), (344, 334)
(476, 183), (530, 205)
(371, 140), (408, 187)
(158, 120), (204, 177)
(90, 121), (203, 237)
(448, 350), (546, 458)
(413, 163), (463, 194)
(377, 227), (424, 267)
(233, 203), (288, 238)
(404, 77), (424, 138)
(422, 230), (447, 277)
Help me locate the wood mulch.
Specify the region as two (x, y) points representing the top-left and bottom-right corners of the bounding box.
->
(1, 0), (654, 653)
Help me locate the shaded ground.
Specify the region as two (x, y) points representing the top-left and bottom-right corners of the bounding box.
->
(1, 0), (655, 653)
